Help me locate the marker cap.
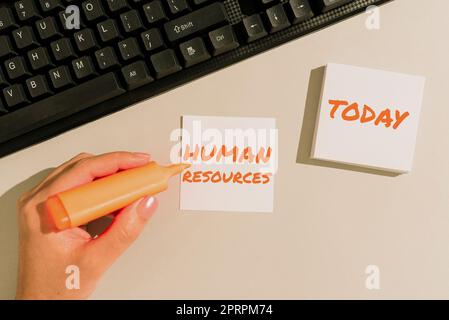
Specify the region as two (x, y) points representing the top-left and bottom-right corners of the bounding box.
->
(46, 195), (71, 230)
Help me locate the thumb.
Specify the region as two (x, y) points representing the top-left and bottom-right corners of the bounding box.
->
(86, 196), (158, 270)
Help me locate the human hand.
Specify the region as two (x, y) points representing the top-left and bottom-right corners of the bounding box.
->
(15, 152), (158, 300)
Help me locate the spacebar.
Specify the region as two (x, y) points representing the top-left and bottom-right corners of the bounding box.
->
(0, 73), (126, 144)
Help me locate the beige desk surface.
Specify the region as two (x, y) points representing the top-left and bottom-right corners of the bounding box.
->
(1, 0), (448, 299)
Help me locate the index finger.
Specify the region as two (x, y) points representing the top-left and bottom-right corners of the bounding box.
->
(45, 151), (151, 196)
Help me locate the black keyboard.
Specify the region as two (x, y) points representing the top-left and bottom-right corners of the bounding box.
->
(0, 0), (392, 157)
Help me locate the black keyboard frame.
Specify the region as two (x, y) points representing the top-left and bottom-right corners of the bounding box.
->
(0, 0), (393, 157)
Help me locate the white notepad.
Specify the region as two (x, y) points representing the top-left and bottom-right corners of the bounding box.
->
(179, 115), (277, 212)
(312, 63), (426, 173)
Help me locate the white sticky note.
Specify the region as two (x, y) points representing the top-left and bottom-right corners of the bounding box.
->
(312, 63), (426, 173)
(179, 115), (277, 212)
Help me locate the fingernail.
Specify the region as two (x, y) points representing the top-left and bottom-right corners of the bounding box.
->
(137, 196), (157, 220)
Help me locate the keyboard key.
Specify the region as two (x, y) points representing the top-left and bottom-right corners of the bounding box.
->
(106, 0), (131, 13)
(164, 2), (228, 42)
(266, 4), (290, 33)
(13, 26), (39, 50)
(72, 56), (97, 80)
(120, 10), (144, 33)
(0, 7), (18, 32)
(49, 65), (74, 89)
(82, 0), (107, 22)
(0, 73), (126, 144)
(121, 61), (153, 90)
(39, 0), (64, 13)
(3, 84), (28, 108)
(0, 36), (16, 59)
(74, 28), (99, 51)
(36, 17), (61, 41)
(97, 19), (121, 42)
(316, 0), (354, 12)
(287, 0), (314, 24)
(166, 0), (190, 15)
(150, 49), (182, 79)
(143, 1), (167, 25)
(179, 37), (210, 67)
(140, 29), (165, 52)
(242, 14), (267, 42)
(95, 47), (120, 70)
(208, 25), (239, 56)
(50, 37), (76, 61)
(26, 74), (52, 98)
(27, 47), (53, 70)
(118, 37), (143, 61)
(5, 56), (31, 80)
(15, 0), (41, 21)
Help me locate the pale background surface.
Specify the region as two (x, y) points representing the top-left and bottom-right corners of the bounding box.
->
(1, 0), (448, 299)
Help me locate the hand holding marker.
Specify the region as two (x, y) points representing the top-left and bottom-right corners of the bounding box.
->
(46, 161), (190, 229)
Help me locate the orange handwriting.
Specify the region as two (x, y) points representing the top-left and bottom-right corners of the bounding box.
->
(183, 144), (272, 164)
(328, 99), (410, 129)
(182, 170), (271, 184)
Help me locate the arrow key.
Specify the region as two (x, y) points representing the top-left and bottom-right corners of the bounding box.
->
(266, 4), (291, 33)
(242, 14), (267, 43)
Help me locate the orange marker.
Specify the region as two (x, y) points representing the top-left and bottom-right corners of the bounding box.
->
(46, 162), (190, 230)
